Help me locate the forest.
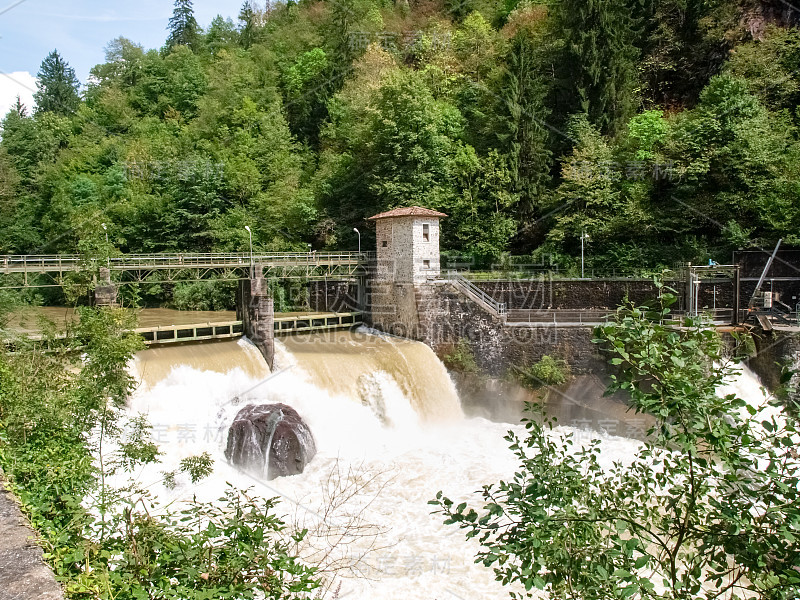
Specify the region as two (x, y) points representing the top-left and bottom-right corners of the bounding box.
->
(2, 0), (800, 274)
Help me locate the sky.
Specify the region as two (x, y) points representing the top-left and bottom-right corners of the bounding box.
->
(0, 0), (247, 116)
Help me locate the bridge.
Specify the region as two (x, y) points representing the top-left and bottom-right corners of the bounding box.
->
(0, 252), (373, 288)
(135, 312), (363, 345)
(0, 252), (374, 368)
(15, 311), (365, 349)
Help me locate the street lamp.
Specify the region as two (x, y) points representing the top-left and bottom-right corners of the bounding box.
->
(101, 223), (109, 267)
(353, 227), (361, 255)
(244, 225), (253, 278)
(581, 231), (590, 279)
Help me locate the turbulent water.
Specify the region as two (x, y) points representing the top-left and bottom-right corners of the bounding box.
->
(122, 329), (771, 599)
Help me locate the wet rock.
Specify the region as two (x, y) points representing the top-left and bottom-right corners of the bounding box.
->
(225, 404), (316, 480)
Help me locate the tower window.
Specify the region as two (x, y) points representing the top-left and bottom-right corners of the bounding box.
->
(423, 260), (430, 269)
(423, 223), (430, 241)
(382, 240), (388, 247)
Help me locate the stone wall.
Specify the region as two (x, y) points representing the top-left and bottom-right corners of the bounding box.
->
(470, 278), (800, 314)
(0, 472), (63, 600)
(471, 279), (681, 311)
(399, 282), (603, 376)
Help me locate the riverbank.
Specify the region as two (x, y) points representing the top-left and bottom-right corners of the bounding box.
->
(0, 471), (63, 600)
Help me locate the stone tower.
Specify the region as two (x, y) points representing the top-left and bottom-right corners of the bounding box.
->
(368, 206), (447, 337)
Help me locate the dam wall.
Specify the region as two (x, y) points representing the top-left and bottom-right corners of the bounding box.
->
(347, 279), (603, 377)
(470, 278), (681, 311)
(417, 283), (603, 376)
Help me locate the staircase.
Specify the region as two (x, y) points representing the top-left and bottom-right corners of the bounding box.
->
(444, 271), (507, 320)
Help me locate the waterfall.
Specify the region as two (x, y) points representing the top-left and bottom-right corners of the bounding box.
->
(123, 329), (643, 599)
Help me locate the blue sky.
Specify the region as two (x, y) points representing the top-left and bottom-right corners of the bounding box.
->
(0, 0), (246, 115)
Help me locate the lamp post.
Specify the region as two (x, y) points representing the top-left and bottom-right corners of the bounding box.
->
(353, 227), (361, 255)
(581, 231), (590, 279)
(101, 223), (109, 267)
(244, 225), (253, 278)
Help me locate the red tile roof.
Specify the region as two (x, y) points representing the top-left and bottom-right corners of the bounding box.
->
(368, 206), (448, 220)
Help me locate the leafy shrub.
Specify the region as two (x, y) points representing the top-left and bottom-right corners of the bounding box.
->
(442, 338), (479, 373)
(171, 281), (236, 311)
(511, 355), (570, 389)
(0, 306), (320, 599)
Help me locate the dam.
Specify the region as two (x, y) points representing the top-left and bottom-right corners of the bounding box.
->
(1, 207), (795, 598)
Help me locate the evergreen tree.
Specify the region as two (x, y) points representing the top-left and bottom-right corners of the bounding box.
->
(167, 0), (198, 50)
(238, 1), (257, 49)
(497, 29), (553, 219)
(557, 0), (640, 133)
(12, 96), (27, 118)
(33, 50), (80, 115)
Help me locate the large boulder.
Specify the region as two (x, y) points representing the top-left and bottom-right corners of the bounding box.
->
(225, 403), (316, 480)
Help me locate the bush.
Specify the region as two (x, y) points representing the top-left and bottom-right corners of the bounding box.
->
(171, 281), (236, 311)
(0, 307), (320, 598)
(442, 338), (479, 373)
(511, 355), (570, 389)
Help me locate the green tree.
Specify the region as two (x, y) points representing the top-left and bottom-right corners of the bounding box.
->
(282, 47), (329, 142)
(667, 74), (800, 249)
(205, 15), (239, 55)
(544, 114), (653, 265)
(495, 7), (553, 217)
(238, 1), (258, 49)
(556, 0), (639, 133)
(434, 291), (800, 599)
(366, 71), (468, 214)
(167, 0), (199, 50)
(33, 50), (81, 115)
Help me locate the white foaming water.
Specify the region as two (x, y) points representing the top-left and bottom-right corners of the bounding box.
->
(123, 331), (645, 598)
(719, 363), (790, 433)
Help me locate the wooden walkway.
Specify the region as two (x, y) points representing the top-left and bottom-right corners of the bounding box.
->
(137, 312), (364, 345)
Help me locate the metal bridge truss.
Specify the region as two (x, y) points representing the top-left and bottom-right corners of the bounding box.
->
(0, 252), (374, 289)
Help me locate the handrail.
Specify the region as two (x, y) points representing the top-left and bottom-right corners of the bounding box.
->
(445, 271), (507, 317)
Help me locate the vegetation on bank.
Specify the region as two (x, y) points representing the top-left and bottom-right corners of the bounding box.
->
(0, 303), (320, 599)
(433, 286), (800, 599)
(442, 337), (480, 373)
(2, 0), (800, 273)
(510, 355), (570, 390)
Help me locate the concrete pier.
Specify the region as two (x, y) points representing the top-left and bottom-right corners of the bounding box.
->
(94, 267), (118, 307)
(238, 270), (275, 369)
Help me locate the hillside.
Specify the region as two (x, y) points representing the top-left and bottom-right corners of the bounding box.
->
(2, 0), (800, 273)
